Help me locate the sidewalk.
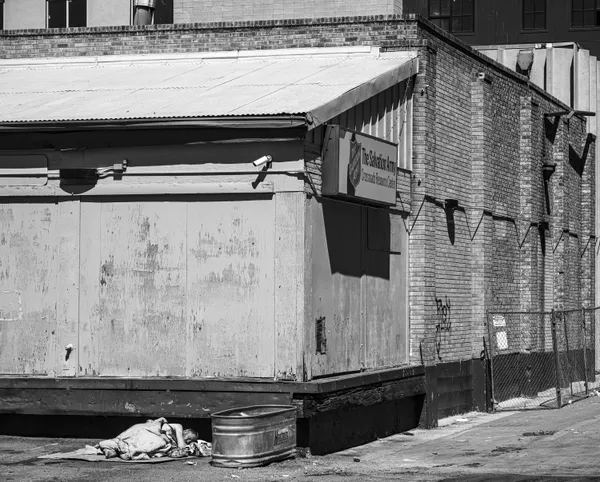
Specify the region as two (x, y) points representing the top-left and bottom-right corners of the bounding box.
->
(327, 395), (600, 480)
(3, 396), (600, 481)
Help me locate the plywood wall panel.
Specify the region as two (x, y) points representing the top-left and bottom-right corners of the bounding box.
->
(309, 198), (362, 377)
(0, 200), (59, 375)
(274, 192), (304, 380)
(364, 211), (409, 368)
(79, 199), (188, 377)
(186, 196), (276, 378)
(55, 199), (80, 377)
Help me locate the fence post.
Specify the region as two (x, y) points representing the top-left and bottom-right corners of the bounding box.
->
(551, 309), (562, 408)
(582, 308), (589, 395)
(486, 311), (496, 411)
(563, 311), (574, 397)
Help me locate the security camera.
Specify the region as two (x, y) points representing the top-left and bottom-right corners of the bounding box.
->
(253, 155), (272, 167)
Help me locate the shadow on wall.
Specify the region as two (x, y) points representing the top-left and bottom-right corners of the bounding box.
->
(320, 197), (390, 280)
(544, 115), (560, 144)
(568, 133), (595, 177)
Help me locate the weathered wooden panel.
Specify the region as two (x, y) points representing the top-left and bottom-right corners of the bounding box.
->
(309, 198), (362, 377)
(364, 210), (409, 368)
(186, 196), (276, 378)
(78, 200), (102, 376)
(79, 198), (188, 377)
(0, 200), (59, 375)
(274, 192), (304, 380)
(55, 199), (80, 377)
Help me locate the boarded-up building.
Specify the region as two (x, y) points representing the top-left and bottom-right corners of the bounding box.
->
(0, 47), (422, 453)
(0, 16), (595, 453)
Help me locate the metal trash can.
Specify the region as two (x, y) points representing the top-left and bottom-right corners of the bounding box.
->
(210, 405), (297, 468)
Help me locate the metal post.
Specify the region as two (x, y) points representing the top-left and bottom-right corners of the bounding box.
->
(486, 311), (496, 411)
(551, 309), (563, 408)
(582, 308), (589, 395)
(563, 311), (573, 397)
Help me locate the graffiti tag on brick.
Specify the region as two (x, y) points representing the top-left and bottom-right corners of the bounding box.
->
(435, 296), (452, 360)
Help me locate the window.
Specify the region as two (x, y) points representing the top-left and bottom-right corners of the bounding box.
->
(429, 0), (474, 33)
(154, 0), (173, 24)
(572, 0), (600, 28)
(0, 0), (4, 30)
(523, 0), (546, 30)
(47, 0), (86, 28)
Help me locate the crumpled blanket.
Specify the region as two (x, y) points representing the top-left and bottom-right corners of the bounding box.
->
(96, 418), (211, 461)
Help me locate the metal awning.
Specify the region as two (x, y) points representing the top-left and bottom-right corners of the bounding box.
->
(0, 46), (418, 129)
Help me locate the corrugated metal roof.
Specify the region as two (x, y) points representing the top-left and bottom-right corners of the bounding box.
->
(0, 47), (418, 126)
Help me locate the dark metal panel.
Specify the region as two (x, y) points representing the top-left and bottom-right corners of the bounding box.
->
(69, 0), (86, 28)
(47, 0), (66, 28)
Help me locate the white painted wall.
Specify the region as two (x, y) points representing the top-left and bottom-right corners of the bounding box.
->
(88, 0), (130, 27)
(5, 0), (46, 30)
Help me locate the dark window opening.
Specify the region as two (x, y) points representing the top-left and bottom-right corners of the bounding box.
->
(0, 0), (4, 30)
(429, 0), (474, 33)
(47, 0), (86, 28)
(154, 0), (173, 24)
(523, 0), (546, 30)
(572, 0), (600, 28)
(69, 0), (86, 27)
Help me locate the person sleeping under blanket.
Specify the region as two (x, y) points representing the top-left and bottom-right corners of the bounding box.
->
(97, 417), (210, 460)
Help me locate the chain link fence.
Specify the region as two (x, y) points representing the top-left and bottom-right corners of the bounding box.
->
(487, 307), (598, 411)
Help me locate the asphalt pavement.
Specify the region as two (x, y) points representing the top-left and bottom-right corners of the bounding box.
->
(2, 395), (600, 481)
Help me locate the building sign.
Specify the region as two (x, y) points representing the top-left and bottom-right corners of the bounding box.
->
(322, 126), (398, 206)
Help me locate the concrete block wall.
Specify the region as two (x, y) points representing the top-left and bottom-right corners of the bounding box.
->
(0, 16), (594, 372)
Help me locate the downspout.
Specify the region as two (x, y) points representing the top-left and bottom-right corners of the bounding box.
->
(133, 0), (156, 26)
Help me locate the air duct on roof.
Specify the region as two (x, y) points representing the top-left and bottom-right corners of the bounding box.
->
(133, 0), (156, 26)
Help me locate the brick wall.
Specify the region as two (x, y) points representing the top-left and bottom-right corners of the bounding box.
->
(0, 15), (594, 369)
(415, 23), (594, 364)
(174, 0), (402, 23)
(0, 16), (419, 59)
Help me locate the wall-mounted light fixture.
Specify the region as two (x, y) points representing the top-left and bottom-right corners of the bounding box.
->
(542, 162), (556, 181)
(517, 49), (534, 77)
(538, 221), (549, 231)
(444, 199), (459, 211)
